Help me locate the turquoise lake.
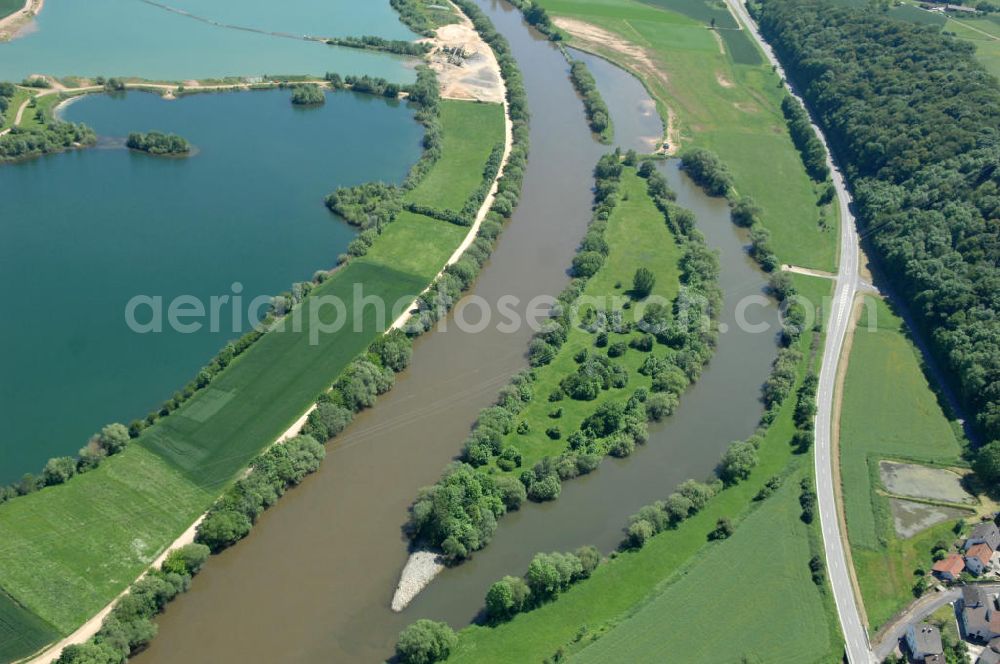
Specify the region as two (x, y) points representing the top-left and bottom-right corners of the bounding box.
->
(0, 88), (423, 482)
(1, 0), (417, 82)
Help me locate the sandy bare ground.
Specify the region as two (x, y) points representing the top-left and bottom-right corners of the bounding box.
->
(782, 263), (836, 279)
(829, 294), (871, 634)
(425, 9), (503, 102)
(0, 0), (43, 41)
(715, 71), (733, 88)
(553, 16), (679, 153)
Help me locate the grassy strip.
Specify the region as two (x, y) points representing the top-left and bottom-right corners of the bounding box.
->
(0, 97), (507, 634)
(538, 0), (838, 271)
(839, 294), (966, 630)
(445, 275), (838, 663)
(404, 99), (506, 212)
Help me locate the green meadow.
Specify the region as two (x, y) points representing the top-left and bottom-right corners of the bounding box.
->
(573, 467), (837, 664)
(539, 0), (838, 271)
(447, 275), (839, 663)
(404, 99), (505, 212)
(839, 295), (965, 630)
(0, 99), (503, 645)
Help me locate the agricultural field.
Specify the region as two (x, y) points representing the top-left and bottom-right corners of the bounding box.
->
(539, 0), (838, 271)
(572, 467), (837, 664)
(494, 168), (682, 471)
(0, 590), (59, 663)
(446, 274), (838, 663)
(839, 295), (967, 630)
(404, 99), (505, 212)
(0, 97), (502, 640)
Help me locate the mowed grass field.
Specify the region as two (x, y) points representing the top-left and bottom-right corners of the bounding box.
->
(539, 0), (838, 271)
(447, 275), (839, 663)
(495, 168), (681, 471)
(404, 100), (505, 211)
(0, 99), (503, 639)
(573, 467), (835, 664)
(839, 295), (965, 630)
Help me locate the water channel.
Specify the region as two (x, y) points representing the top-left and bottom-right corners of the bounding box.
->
(131, 1), (779, 661)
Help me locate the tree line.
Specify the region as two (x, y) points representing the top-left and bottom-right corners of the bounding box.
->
(755, 0), (1000, 456)
(325, 34), (431, 57)
(568, 59), (611, 141)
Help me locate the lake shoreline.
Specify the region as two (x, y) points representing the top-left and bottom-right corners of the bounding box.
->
(0, 0), (44, 42)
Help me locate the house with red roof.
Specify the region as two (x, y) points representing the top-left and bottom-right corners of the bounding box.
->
(933, 553), (966, 581)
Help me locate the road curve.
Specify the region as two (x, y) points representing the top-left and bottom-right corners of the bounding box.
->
(720, 1), (872, 662)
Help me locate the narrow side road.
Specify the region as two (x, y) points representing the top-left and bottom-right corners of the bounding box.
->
(721, 1), (872, 662)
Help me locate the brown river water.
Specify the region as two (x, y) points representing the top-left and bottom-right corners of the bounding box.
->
(133, 2), (779, 661)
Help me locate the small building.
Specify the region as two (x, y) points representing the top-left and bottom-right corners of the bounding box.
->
(962, 595), (1000, 643)
(966, 522), (1000, 552)
(906, 622), (944, 660)
(933, 554), (966, 581)
(967, 543), (994, 576)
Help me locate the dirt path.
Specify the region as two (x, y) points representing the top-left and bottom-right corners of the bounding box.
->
(0, 0), (43, 40)
(553, 16), (679, 153)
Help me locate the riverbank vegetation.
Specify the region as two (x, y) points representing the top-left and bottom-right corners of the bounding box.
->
(535, 0), (837, 271)
(440, 274), (840, 663)
(755, 0), (1000, 458)
(405, 157), (721, 562)
(568, 59), (611, 142)
(839, 295), (966, 630)
(0, 3), (524, 655)
(125, 131), (190, 155)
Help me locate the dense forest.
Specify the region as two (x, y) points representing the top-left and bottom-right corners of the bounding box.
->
(756, 0), (1000, 450)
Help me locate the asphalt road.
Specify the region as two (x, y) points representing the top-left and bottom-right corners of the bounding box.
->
(720, 1), (873, 661)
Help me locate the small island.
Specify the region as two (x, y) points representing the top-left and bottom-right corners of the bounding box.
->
(290, 84), (325, 106)
(125, 131), (190, 156)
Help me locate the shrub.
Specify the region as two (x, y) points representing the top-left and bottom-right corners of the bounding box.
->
(396, 619), (457, 664)
(708, 517), (734, 540)
(718, 440), (759, 485)
(632, 267), (656, 298)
